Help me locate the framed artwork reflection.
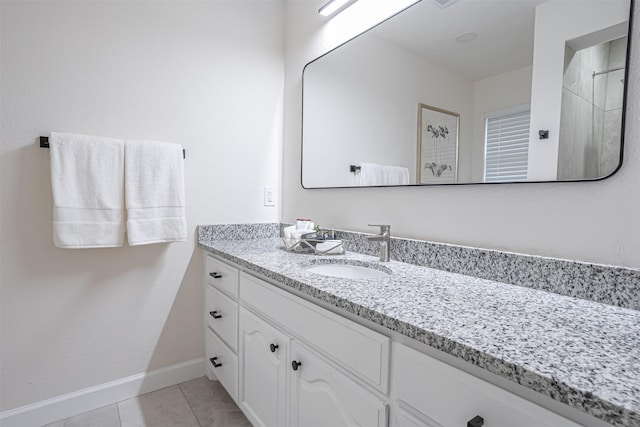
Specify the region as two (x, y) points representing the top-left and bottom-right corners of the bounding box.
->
(417, 103), (459, 184)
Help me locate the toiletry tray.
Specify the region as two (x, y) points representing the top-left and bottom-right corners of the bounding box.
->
(282, 237), (348, 255)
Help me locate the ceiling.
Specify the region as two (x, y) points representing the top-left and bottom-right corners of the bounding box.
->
(370, 0), (547, 81)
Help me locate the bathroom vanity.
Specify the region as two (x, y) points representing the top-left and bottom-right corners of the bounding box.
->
(198, 228), (639, 427)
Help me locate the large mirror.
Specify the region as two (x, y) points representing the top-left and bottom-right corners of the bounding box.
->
(302, 0), (632, 187)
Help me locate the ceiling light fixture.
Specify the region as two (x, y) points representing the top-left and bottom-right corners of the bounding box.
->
(455, 32), (478, 43)
(318, 0), (359, 17)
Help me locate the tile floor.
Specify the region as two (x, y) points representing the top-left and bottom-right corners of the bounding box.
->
(43, 377), (251, 427)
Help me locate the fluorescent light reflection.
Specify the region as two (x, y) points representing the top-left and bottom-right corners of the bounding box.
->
(319, 0), (359, 17)
(322, 0), (420, 47)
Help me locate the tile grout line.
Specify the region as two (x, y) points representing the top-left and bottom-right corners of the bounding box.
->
(177, 381), (203, 427)
(116, 401), (123, 427)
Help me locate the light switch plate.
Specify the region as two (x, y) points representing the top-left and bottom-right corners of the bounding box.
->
(264, 186), (275, 206)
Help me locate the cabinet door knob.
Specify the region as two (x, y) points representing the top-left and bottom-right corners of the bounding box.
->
(270, 343), (279, 353)
(291, 360), (302, 371)
(209, 311), (222, 319)
(209, 357), (222, 368)
(467, 415), (484, 427)
(209, 272), (222, 279)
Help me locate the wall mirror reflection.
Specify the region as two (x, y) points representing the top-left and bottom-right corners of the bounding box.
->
(301, 0), (632, 188)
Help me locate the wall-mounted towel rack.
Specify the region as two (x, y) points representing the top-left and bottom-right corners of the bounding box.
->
(350, 165), (361, 173)
(39, 136), (186, 159)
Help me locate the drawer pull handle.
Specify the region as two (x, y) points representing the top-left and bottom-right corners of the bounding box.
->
(209, 272), (222, 279)
(209, 311), (222, 319)
(209, 357), (222, 368)
(270, 343), (279, 353)
(291, 360), (302, 371)
(467, 415), (484, 427)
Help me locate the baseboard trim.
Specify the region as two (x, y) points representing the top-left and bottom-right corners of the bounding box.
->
(0, 358), (205, 427)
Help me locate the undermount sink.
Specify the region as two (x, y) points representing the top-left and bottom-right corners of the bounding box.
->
(305, 263), (391, 279)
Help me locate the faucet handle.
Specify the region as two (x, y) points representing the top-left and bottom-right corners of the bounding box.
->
(368, 224), (390, 233)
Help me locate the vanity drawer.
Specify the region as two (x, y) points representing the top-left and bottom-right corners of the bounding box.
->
(205, 256), (238, 299)
(206, 327), (238, 404)
(391, 343), (580, 427)
(240, 272), (390, 393)
(205, 284), (238, 352)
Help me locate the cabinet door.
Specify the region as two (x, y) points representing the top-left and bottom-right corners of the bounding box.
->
(289, 342), (387, 427)
(239, 308), (289, 427)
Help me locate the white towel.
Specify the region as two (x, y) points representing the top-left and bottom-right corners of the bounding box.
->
(385, 165), (410, 185)
(358, 163), (410, 186)
(125, 140), (187, 246)
(358, 163), (386, 186)
(49, 132), (125, 248)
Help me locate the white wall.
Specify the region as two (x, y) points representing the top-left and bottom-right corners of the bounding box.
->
(283, 1), (640, 269)
(527, 0), (629, 180)
(303, 34), (474, 187)
(0, 0), (282, 412)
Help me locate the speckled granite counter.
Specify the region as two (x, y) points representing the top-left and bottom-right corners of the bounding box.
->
(198, 236), (640, 427)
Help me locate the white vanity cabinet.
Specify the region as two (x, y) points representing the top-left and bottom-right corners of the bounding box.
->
(239, 272), (390, 392)
(203, 254), (588, 427)
(238, 306), (387, 427)
(239, 271), (389, 427)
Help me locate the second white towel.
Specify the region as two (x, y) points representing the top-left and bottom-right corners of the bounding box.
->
(125, 140), (187, 246)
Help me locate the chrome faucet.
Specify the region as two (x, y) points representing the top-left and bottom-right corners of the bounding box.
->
(365, 224), (391, 262)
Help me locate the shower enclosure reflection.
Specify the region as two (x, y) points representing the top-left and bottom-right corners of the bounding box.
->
(558, 36), (627, 180)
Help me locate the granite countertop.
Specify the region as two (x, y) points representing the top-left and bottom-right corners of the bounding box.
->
(198, 236), (640, 427)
